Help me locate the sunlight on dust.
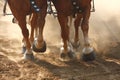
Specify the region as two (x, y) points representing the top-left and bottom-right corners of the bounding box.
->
(89, 0), (120, 54)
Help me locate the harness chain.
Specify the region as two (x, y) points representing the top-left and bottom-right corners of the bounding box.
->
(30, 0), (40, 12)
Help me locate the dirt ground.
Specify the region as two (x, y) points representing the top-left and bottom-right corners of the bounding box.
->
(0, 0), (120, 80)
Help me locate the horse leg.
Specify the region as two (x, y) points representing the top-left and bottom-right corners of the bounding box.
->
(29, 14), (36, 45)
(81, 8), (95, 61)
(18, 17), (34, 60)
(58, 15), (76, 61)
(32, 7), (47, 53)
(21, 14), (35, 55)
(72, 14), (83, 48)
(21, 15), (32, 54)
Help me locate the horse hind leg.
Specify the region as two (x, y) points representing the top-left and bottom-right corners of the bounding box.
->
(71, 14), (83, 49)
(22, 14), (37, 54)
(58, 15), (76, 61)
(18, 17), (34, 60)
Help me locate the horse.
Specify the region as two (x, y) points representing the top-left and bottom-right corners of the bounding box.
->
(7, 0), (95, 61)
(50, 0), (96, 61)
(7, 0), (48, 60)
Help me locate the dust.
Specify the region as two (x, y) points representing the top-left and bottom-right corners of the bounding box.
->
(0, 1), (120, 80)
(88, 0), (120, 57)
(45, 0), (120, 58)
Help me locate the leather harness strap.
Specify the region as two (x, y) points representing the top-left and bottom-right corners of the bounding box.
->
(71, 0), (83, 17)
(71, 0), (82, 13)
(30, 0), (40, 12)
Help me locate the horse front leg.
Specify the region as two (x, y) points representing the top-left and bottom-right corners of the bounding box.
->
(29, 14), (36, 45)
(32, 8), (47, 53)
(58, 15), (76, 61)
(72, 14), (83, 49)
(81, 7), (95, 61)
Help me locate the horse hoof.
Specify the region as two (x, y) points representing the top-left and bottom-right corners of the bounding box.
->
(24, 54), (34, 61)
(82, 51), (96, 61)
(32, 41), (46, 53)
(22, 46), (26, 54)
(60, 51), (76, 61)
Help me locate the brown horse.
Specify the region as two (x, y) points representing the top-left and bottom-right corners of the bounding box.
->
(7, 0), (95, 61)
(7, 0), (47, 60)
(51, 0), (95, 61)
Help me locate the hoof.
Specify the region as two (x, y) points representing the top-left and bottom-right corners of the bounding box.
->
(24, 53), (34, 61)
(60, 51), (76, 61)
(82, 51), (96, 61)
(22, 46), (26, 54)
(32, 41), (46, 53)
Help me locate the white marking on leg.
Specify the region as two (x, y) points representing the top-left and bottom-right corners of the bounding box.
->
(25, 49), (33, 54)
(22, 41), (26, 48)
(72, 40), (80, 48)
(82, 46), (94, 54)
(84, 36), (90, 46)
(83, 36), (94, 54)
(35, 25), (44, 49)
(60, 41), (73, 53)
(34, 38), (44, 49)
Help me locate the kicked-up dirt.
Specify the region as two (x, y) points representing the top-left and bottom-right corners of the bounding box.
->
(0, 0), (120, 80)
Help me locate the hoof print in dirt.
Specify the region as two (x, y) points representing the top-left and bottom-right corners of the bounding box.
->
(32, 41), (46, 53)
(82, 51), (96, 61)
(60, 51), (76, 61)
(24, 54), (34, 61)
(22, 46), (26, 54)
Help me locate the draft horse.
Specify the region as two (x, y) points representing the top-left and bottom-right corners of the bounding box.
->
(7, 0), (95, 61)
(7, 0), (47, 60)
(51, 0), (95, 61)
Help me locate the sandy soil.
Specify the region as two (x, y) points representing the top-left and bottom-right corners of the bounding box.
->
(0, 0), (120, 80)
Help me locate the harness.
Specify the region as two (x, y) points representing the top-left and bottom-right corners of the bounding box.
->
(29, 0), (57, 17)
(71, 0), (82, 13)
(46, 0), (95, 17)
(30, 0), (40, 12)
(71, 0), (95, 16)
(3, 0), (95, 17)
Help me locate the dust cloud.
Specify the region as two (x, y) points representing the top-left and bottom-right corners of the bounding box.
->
(89, 0), (120, 56)
(44, 0), (120, 56)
